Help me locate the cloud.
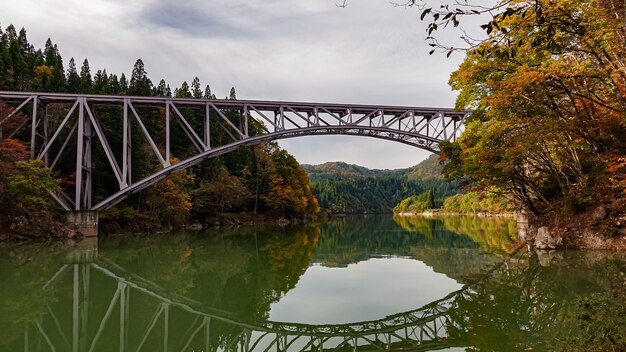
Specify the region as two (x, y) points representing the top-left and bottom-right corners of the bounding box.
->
(143, 3), (250, 38)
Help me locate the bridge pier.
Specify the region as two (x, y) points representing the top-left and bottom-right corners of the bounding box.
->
(67, 211), (99, 238)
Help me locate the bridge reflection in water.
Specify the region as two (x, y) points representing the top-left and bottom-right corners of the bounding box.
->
(2, 216), (623, 351)
(35, 257), (466, 352)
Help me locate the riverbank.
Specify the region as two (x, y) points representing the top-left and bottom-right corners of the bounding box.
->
(0, 213), (82, 242)
(520, 206), (626, 251)
(394, 209), (626, 250)
(394, 210), (517, 218)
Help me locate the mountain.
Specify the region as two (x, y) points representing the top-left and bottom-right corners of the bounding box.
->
(303, 155), (458, 214)
(301, 162), (397, 178)
(403, 154), (445, 180)
(303, 154), (445, 181)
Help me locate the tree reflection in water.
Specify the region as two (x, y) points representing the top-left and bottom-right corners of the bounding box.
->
(0, 217), (624, 351)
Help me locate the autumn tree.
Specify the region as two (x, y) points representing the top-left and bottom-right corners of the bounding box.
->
(427, 0), (626, 216)
(192, 166), (252, 215)
(143, 164), (194, 229)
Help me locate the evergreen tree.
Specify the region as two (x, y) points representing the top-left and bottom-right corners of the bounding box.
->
(48, 44), (65, 91)
(203, 84), (212, 99)
(175, 81), (192, 98)
(191, 76), (202, 98)
(79, 58), (92, 93)
(154, 78), (168, 97)
(92, 69), (109, 94)
(118, 73), (128, 94)
(229, 87), (236, 100)
(108, 73), (119, 94)
(128, 58), (152, 96)
(66, 57), (80, 93)
(5, 25), (27, 89)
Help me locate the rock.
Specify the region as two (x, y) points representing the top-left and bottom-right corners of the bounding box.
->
(518, 222), (532, 243)
(592, 206), (607, 221)
(534, 226), (563, 250)
(277, 218), (290, 225)
(187, 221), (203, 231)
(536, 250), (563, 267)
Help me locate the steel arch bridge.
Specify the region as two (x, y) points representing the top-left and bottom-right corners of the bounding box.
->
(0, 91), (468, 214)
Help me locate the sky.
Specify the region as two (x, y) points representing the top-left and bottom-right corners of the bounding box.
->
(3, 0), (467, 169)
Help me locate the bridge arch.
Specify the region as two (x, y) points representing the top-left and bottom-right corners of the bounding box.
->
(0, 91), (468, 212)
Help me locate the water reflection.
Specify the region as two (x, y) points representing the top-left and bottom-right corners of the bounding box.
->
(0, 216), (624, 351)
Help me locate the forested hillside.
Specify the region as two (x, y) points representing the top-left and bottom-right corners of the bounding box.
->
(303, 155), (458, 213)
(0, 24), (319, 235)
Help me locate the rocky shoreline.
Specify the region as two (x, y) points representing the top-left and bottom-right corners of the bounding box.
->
(520, 206), (626, 250)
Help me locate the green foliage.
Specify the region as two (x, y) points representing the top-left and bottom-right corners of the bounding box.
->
(304, 155), (458, 214)
(442, 190), (516, 214)
(393, 190), (434, 213)
(4, 160), (58, 213)
(404, 154), (445, 180)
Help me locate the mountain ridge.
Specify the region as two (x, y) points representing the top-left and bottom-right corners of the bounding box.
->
(302, 154), (444, 180)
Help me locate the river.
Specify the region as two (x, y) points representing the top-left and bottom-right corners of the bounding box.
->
(1, 215), (625, 351)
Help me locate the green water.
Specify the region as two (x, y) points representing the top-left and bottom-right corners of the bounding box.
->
(1, 215), (625, 351)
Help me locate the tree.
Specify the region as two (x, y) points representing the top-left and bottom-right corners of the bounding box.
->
(4, 160), (59, 213)
(154, 79), (168, 97)
(128, 58), (153, 96)
(432, 0), (626, 216)
(118, 73), (128, 94)
(203, 84), (213, 99)
(66, 57), (80, 92)
(191, 76), (202, 98)
(175, 81), (192, 98)
(78, 58), (91, 93)
(192, 167), (252, 215)
(143, 164), (193, 229)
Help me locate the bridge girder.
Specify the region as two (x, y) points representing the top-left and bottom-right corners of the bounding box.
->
(0, 91), (468, 211)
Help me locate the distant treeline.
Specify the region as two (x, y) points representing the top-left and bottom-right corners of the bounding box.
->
(303, 157), (459, 213)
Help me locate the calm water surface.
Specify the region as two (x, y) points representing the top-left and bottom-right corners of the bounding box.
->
(1, 215), (625, 351)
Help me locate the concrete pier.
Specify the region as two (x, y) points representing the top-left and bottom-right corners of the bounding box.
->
(67, 211), (99, 237)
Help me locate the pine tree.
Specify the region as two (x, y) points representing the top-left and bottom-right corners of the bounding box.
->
(229, 87), (236, 100)
(47, 44), (65, 92)
(191, 76), (202, 98)
(154, 79), (168, 97)
(5, 25), (27, 90)
(66, 57), (80, 93)
(108, 74), (120, 94)
(93, 69), (109, 94)
(203, 84), (212, 99)
(119, 73), (128, 94)
(79, 58), (92, 93)
(175, 81), (192, 98)
(128, 58), (152, 96)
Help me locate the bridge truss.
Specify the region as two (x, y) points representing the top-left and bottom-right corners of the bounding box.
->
(0, 92), (468, 211)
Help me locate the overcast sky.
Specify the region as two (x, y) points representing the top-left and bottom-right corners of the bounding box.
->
(3, 0), (466, 169)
